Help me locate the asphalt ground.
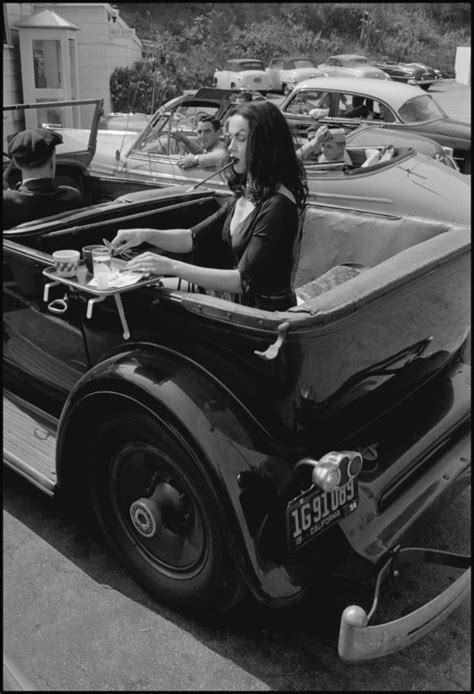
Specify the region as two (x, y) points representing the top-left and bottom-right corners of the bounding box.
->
(4, 79), (471, 691)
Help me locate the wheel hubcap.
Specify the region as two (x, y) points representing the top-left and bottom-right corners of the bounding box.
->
(130, 498), (162, 537)
(112, 444), (206, 571)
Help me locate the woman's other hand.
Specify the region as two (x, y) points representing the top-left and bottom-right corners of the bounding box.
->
(110, 228), (151, 254)
(125, 251), (174, 276)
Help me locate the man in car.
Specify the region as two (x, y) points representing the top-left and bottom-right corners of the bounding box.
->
(3, 128), (83, 229)
(171, 114), (225, 170)
(297, 125), (352, 164)
(344, 96), (375, 119)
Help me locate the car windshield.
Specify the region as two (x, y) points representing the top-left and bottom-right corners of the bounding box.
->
(293, 59), (317, 69)
(238, 61), (264, 71)
(133, 102), (223, 155)
(398, 95), (445, 123)
(345, 58), (370, 66)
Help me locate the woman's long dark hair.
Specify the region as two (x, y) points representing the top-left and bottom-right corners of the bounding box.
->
(224, 101), (308, 210)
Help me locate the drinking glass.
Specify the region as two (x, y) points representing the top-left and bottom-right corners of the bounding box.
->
(92, 247), (112, 289)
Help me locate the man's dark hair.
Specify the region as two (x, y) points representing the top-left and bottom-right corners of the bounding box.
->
(198, 114), (221, 131)
(225, 101), (307, 210)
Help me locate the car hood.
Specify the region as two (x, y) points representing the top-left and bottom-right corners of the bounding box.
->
(395, 155), (470, 205)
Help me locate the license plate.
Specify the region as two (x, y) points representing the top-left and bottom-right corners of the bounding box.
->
(286, 478), (358, 552)
(253, 78), (262, 83)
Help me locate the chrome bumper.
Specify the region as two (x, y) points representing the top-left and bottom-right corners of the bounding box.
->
(338, 546), (470, 661)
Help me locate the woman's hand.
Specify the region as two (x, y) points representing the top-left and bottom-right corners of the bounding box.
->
(110, 228), (151, 255)
(125, 251), (174, 276)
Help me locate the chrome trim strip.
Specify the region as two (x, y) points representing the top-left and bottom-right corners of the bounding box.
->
(4, 451), (56, 497)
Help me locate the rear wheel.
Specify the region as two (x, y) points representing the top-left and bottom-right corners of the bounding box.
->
(89, 412), (245, 615)
(421, 84), (431, 91)
(282, 83), (292, 96)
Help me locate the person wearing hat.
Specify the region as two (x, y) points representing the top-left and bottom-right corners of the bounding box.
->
(3, 128), (83, 229)
(297, 125), (352, 165)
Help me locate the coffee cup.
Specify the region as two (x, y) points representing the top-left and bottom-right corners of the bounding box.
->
(52, 250), (80, 278)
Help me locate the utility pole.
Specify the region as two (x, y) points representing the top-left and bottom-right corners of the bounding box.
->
(360, 6), (374, 50)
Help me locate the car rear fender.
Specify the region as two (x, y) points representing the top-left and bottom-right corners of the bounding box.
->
(56, 344), (302, 605)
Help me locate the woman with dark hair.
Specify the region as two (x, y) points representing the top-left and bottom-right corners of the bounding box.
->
(111, 101), (308, 311)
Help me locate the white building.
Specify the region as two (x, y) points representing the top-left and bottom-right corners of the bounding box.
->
(3, 2), (142, 144)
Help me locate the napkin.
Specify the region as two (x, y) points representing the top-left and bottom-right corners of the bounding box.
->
(88, 270), (148, 289)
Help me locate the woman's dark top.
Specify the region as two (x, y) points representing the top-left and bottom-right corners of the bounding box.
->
(191, 193), (299, 311)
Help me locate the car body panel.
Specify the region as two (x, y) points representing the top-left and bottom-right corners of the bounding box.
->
(318, 54), (391, 80)
(214, 59), (270, 92)
(280, 77), (471, 172)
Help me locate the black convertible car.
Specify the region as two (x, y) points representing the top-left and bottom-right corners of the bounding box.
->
(4, 176), (470, 661)
(373, 59), (443, 90)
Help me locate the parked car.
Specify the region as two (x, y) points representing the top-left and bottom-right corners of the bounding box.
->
(280, 77), (471, 173)
(3, 94), (470, 224)
(373, 59), (443, 90)
(4, 177), (470, 660)
(317, 54), (391, 80)
(214, 59), (270, 93)
(266, 56), (327, 95)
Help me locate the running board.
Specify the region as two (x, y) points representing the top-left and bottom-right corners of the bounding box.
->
(3, 391), (58, 496)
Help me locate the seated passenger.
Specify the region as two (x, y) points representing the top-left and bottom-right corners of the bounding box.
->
(297, 126), (352, 165)
(110, 101), (308, 312)
(345, 96), (374, 119)
(3, 128), (83, 230)
(171, 115), (225, 170)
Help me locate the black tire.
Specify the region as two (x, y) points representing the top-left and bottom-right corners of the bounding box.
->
(463, 154), (471, 174)
(282, 83), (292, 96)
(421, 84), (431, 91)
(89, 412), (245, 615)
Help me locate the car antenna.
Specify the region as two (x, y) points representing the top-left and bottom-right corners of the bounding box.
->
(185, 161), (234, 193)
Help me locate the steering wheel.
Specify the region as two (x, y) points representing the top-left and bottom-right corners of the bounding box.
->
(168, 135), (182, 155)
(142, 138), (165, 154)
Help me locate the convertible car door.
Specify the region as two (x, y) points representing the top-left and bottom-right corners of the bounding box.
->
(3, 236), (90, 413)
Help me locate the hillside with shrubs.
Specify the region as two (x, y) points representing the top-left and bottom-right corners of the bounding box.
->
(110, 2), (471, 113)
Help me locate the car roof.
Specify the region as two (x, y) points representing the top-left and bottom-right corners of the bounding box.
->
(327, 54), (369, 61)
(272, 55), (312, 61)
(229, 58), (262, 63)
(293, 76), (425, 106)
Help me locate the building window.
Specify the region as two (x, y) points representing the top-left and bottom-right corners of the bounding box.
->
(33, 39), (62, 88)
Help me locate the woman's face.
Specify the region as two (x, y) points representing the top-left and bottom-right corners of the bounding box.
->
(227, 114), (249, 175)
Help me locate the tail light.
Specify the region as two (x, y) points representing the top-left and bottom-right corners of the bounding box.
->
(295, 451), (363, 492)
